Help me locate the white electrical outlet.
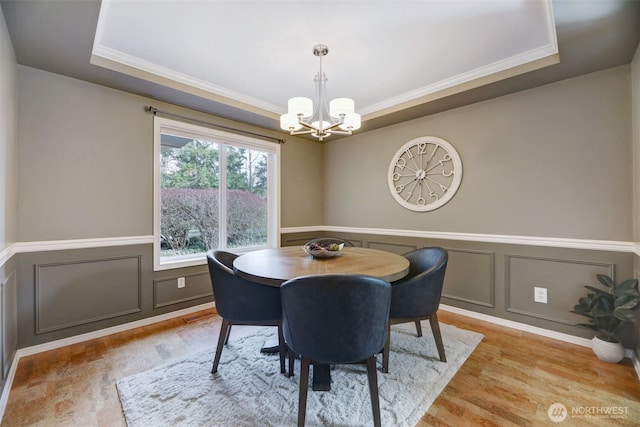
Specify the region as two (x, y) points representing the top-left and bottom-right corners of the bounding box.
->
(177, 277), (186, 288)
(534, 286), (547, 304)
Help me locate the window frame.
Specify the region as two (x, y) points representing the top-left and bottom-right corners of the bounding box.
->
(153, 116), (280, 271)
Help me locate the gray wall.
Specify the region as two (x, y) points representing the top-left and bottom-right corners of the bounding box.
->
(0, 7), (19, 389)
(17, 66), (324, 241)
(280, 133), (324, 228)
(634, 36), (640, 252)
(0, 6), (17, 251)
(632, 40), (640, 357)
(17, 67), (151, 240)
(8, 38), (640, 353)
(324, 66), (632, 241)
(14, 65), (323, 347)
(317, 64), (639, 347)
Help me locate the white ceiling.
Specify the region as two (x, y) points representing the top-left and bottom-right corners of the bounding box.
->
(91, 0), (558, 123)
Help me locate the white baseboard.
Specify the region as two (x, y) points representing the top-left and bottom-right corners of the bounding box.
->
(440, 304), (593, 348)
(0, 301), (216, 423)
(14, 302), (216, 358)
(440, 304), (638, 371)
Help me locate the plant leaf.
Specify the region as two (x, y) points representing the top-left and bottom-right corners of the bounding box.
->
(612, 322), (628, 341)
(593, 294), (614, 312)
(597, 274), (615, 289)
(614, 295), (640, 309)
(570, 309), (593, 318)
(617, 279), (639, 290)
(592, 306), (613, 317)
(614, 286), (640, 297)
(576, 323), (597, 331)
(584, 285), (609, 296)
(613, 308), (637, 322)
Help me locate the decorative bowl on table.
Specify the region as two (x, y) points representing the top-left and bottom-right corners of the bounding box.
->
(302, 240), (345, 258)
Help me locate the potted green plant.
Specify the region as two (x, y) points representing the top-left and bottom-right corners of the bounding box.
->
(570, 274), (640, 363)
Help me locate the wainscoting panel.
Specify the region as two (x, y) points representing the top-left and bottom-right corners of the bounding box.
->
(35, 256), (142, 334)
(0, 277), (3, 380)
(281, 233), (364, 248)
(443, 249), (495, 308)
(2, 270), (17, 379)
(282, 236), (312, 247)
(506, 255), (614, 325)
(368, 240), (416, 255)
(282, 229), (636, 341)
(153, 273), (212, 308)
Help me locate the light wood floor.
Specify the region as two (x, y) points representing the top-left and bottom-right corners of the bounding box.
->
(1, 309), (638, 426)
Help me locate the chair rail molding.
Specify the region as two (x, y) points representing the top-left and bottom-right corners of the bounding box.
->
(4, 231), (636, 256)
(281, 226), (634, 253)
(0, 244), (16, 269)
(14, 236), (154, 253)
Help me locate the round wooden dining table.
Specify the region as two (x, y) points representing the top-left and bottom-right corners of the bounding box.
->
(233, 246), (410, 286)
(233, 245), (410, 391)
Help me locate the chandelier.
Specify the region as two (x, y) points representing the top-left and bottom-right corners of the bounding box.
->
(280, 44), (361, 142)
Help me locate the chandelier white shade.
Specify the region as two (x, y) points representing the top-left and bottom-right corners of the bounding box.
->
(280, 45), (361, 141)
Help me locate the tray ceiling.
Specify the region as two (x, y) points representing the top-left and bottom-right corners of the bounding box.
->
(2, 0), (639, 136)
(91, 0), (558, 122)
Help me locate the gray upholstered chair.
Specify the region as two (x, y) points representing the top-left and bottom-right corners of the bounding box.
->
(382, 247), (448, 373)
(206, 250), (286, 374)
(281, 274), (391, 427)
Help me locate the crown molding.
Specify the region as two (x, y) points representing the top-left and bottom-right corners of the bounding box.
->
(90, 45), (281, 118)
(360, 44), (559, 119)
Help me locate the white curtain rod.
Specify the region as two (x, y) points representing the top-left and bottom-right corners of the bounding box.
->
(145, 106), (286, 144)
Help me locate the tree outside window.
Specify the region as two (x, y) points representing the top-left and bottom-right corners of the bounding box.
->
(154, 117), (278, 270)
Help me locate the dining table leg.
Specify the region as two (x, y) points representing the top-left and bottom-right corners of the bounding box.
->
(262, 347), (332, 391)
(312, 363), (331, 391)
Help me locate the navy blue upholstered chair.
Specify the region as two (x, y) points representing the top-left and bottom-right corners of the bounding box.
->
(382, 247), (448, 373)
(206, 250), (286, 374)
(281, 274), (391, 427)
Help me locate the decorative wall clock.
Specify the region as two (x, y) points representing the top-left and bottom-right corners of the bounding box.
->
(387, 136), (463, 212)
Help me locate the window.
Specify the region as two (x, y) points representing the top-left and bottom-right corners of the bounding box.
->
(153, 117), (280, 270)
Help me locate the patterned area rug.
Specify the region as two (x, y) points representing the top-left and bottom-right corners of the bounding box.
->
(117, 322), (483, 427)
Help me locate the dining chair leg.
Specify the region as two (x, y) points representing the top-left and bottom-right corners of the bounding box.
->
(429, 314), (446, 362)
(382, 323), (391, 373)
(224, 324), (232, 345)
(288, 349), (296, 377)
(366, 356), (382, 427)
(297, 358), (311, 427)
(212, 319), (230, 373)
(277, 323), (286, 374)
(414, 320), (423, 337)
